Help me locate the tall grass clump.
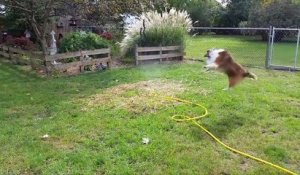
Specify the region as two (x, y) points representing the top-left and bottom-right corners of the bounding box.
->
(120, 8), (192, 57)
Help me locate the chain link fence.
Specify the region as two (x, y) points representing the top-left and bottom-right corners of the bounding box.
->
(268, 27), (300, 71)
(70, 25), (300, 70)
(186, 27), (270, 68)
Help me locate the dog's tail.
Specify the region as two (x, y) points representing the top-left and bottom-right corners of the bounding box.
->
(244, 72), (257, 80)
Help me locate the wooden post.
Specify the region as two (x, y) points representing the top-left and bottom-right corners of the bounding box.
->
(79, 51), (84, 72)
(9, 47), (17, 64)
(8, 46), (12, 62)
(159, 45), (162, 63)
(135, 44), (139, 65)
(44, 55), (52, 76)
(107, 47), (111, 69)
(29, 52), (36, 70)
(180, 45), (184, 60)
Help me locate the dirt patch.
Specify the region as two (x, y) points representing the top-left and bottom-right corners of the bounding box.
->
(42, 136), (75, 150)
(286, 98), (300, 108)
(82, 80), (185, 114)
(110, 58), (132, 68)
(240, 159), (251, 172)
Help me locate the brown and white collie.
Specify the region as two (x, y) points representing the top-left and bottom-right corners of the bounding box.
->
(204, 48), (257, 90)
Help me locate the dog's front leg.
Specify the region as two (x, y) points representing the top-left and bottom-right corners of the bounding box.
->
(222, 87), (231, 91)
(223, 86), (229, 91)
(204, 63), (219, 70)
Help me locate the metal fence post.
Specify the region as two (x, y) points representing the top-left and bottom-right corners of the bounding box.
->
(270, 27), (276, 67)
(294, 29), (300, 69)
(265, 26), (273, 69)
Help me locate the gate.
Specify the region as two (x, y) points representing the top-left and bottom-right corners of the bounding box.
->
(267, 27), (300, 71)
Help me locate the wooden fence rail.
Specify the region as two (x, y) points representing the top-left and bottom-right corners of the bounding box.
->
(135, 45), (184, 65)
(0, 45), (111, 75)
(45, 48), (111, 75)
(0, 45), (43, 68)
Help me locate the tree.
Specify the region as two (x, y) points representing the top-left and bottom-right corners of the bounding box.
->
(249, 0), (300, 28)
(188, 0), (221, 27)
(165, 0), (222, 27)
(216, 0), (259, 27)
(0, 0), (164, 55)
(249, 0), (300, 40)
(2, 6), (34, 39)
(0, 0), (63, 56)
(79, 0), (167, 25)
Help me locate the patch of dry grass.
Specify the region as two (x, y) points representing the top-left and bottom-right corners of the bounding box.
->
(42, 136), (75, 150)
(82, 80), (185, 114)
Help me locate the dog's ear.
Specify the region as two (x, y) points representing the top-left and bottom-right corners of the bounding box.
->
(219, 51), (233, 61)
(216, 51), (233, 65)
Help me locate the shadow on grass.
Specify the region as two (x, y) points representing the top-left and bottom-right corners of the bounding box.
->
(0, 60), (154, 112)
(190, 114), (246, 140)
(0, 59), (41, 82)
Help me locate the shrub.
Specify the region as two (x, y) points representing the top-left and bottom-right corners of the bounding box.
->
(5, 36), (35, 50)
(120, 8), (192, 57)
(109, 28), (124, 43)
(238, 21), (256, 36)
(100, 32), (113, 40)
(59, 32), (110, 53)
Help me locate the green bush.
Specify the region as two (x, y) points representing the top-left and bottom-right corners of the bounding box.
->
(59, 32), (110, 53)
(109, 28), (125, 43)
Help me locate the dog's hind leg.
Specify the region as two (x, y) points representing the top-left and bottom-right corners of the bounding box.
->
(224, 76), (243, 90)
(244, 72), (257, 80)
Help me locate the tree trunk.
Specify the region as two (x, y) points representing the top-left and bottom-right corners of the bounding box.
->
(40, 37), (48, 57)
(29, 17), (49, 68)
(28, 17), (50, 74)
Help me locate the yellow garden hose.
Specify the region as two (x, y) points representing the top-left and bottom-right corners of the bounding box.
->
(164, 96), (298, 175)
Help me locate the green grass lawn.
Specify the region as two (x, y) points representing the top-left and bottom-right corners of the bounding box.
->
(272, 42), (300, 67)
(1, 59), (300, 175)
(186, 35), (300, 68)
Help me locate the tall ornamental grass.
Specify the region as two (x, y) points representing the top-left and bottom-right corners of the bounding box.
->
(120, 8), (192, 56)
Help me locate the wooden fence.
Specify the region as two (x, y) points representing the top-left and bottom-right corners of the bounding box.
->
(0, 45), (111, 75)
(0, 45), (43, 69)
(45, 48), (111, 75)
(135, 45), (184, 65)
